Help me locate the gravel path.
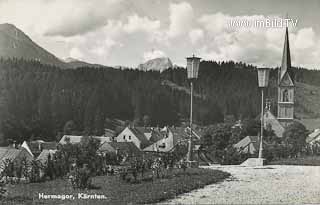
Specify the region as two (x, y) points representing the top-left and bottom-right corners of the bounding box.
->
(162, 165), (320, 204)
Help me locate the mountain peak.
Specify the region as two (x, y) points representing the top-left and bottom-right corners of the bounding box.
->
(64, 57), (80, 63)
(0, 23), (67, 67)
(0, 23), (17, 29)
(0, 23), (30, 40)
(138, 57), (173, 72)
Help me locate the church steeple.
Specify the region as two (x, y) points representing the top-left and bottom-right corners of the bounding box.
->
(279, 27), (291, 82)
(277, 27), (294, 128)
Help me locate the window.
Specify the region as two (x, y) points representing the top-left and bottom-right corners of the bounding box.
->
(123, 135), (125, 140)
(283, 89), (289, 102)
(159, 143), (166, 148)
(129, 135), (131, 140)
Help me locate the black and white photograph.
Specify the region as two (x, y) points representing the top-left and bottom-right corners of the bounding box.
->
(0, 0), (319, 204)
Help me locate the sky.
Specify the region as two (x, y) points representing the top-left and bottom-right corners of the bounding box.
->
(0, 0), (319, 69)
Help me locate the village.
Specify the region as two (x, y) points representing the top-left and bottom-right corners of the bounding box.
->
(0, 1), (320, 204)
(0, 25), (320, 204)
(2, 26), (320, 182)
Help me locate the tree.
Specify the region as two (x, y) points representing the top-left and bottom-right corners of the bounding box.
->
(63, 120), (76, 135)
(143, 115), (151, 127)
(201, 123), (232, 161)
(283, 122), (308, 157)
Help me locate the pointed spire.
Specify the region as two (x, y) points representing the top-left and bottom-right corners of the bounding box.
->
(279, 27), (291, 81)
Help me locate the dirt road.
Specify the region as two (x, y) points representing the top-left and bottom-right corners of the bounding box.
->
(162, 165), (320, 204)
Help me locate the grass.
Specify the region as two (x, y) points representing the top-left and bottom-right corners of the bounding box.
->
(268, 156), (320, 166)
(2, 168), (230, 205)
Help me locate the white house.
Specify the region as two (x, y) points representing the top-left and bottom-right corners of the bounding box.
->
(115, 127), (151, 150)
(143, 127), (201, 153)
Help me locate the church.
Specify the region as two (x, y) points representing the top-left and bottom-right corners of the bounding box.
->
(263, 27), (295, 138)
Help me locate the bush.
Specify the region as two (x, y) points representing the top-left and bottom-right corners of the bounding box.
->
(283, 122), (308, 157)
(69, 165), (92, 189)
(29, 160), (44, 183)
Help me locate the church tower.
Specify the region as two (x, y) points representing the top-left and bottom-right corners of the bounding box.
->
(277, 27), (294, 127)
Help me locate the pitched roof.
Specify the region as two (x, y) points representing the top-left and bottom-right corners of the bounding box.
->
(37, 149), (57, 164)
(99, 141), (141, 156)
(59, 135), (109, 145)
(0, 147), (21, 161)
(149, 129), (165, 143)
(0, 147), (33, 162)
(59, 135), (82, 144)
(104, 128), (116, 138)
(306, 129), (320, 144)
(234, 136), (259, 150)
(168, 127), (201, 145)
(21, 141), (33, 157)
(127, 127), (150, 148)
(264, 110), (285, 138)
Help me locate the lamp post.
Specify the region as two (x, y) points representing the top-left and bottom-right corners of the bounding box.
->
(186, 55), (201, 162)
(257, 67), (270, 159)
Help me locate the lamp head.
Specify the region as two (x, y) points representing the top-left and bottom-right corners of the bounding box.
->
(186, 55), (201, 79)
(257, 67), (270, 88)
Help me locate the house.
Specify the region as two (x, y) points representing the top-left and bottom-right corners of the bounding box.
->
(306, 129), (320, 144)
(24, 140), (57, 157)
(37, 149), (57, 165)
(234, 136), (261, 155)
(143, 127), (201, 153)
(0, 146), (34, 175)
(59, 135), (110, 145)
(98, 141), (142, 157)
(115, 127), (151, 149)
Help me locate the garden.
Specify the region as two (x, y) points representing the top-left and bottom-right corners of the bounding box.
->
(0, 136), (230, 204)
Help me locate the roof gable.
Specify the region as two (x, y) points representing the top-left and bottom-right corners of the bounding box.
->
(279, 72), (294, 86)
(127, 127), (150, 147)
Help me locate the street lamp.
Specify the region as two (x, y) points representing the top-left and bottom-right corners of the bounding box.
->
(257, 67), (270, 159)
(186, 55), (201, 163)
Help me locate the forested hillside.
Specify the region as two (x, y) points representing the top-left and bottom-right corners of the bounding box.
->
(0, 58), (319, 144)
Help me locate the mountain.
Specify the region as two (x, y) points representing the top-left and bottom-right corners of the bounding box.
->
(138, 57), (173, 72)
(0, 23), (67, 68)
(0, 23), (105, 69)
(63, 57), (103, 68)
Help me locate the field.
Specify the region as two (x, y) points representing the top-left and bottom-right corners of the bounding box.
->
(2, 168), (230, 205)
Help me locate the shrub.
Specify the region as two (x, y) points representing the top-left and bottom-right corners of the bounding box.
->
(69, 164), (92, 189)
(283, 122), (308, 157)
(29, 160), (44, 183)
